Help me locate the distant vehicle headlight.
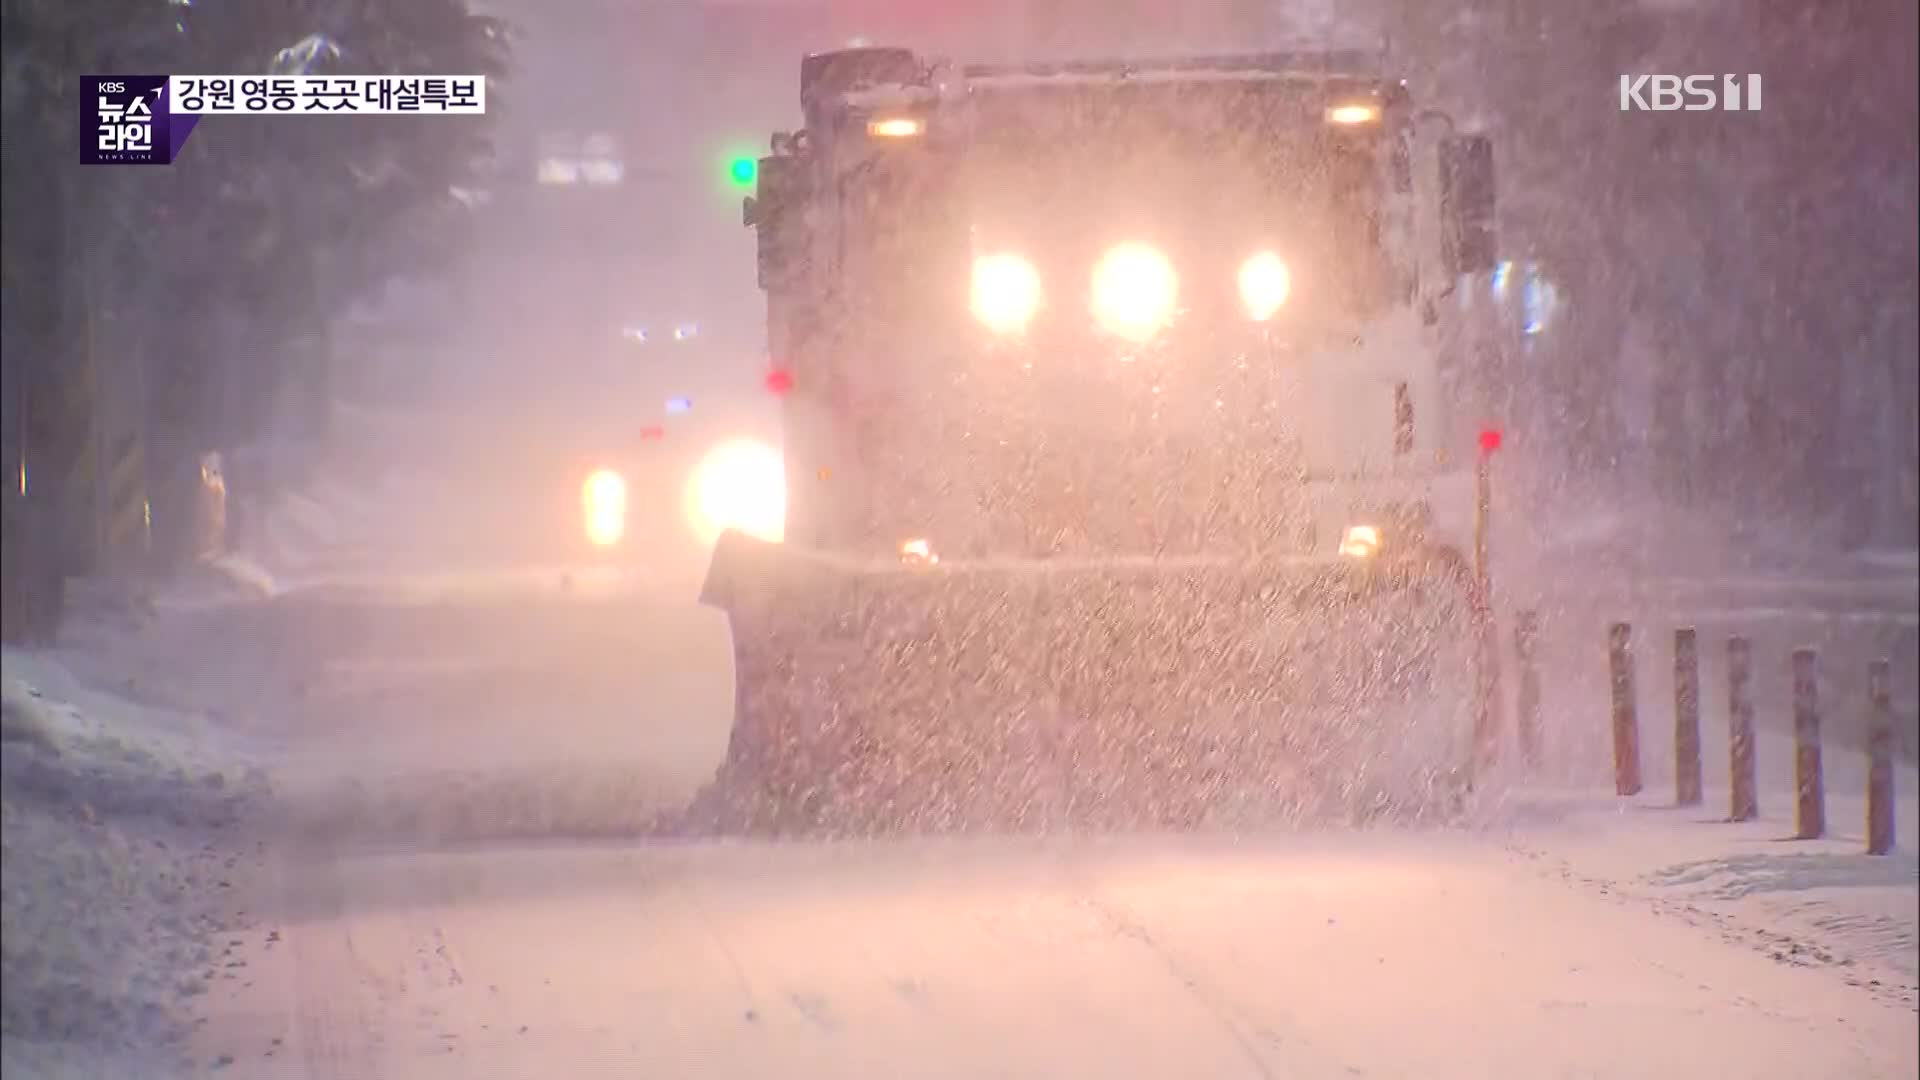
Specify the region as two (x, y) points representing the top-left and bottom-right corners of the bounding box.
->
(1238, 251), (1291, 321)
(582, 468), (628, 547)
(1091, 243), (1177, 342)
(685, 438), (785, 545)
(970, 253), (1042, 335)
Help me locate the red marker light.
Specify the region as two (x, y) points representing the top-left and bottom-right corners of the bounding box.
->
(765, 367), (794, 395)
(1478, 428), (1503, 453)
(640, 425), (666, 440)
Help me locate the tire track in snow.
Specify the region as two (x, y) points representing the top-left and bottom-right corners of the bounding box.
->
(277, 844), (388, 1079)
(677, 883), (765, 1024)
(1076, 892), (1363, 1080)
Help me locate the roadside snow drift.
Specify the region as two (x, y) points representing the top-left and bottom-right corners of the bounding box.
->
(1, 651), (266, 1079)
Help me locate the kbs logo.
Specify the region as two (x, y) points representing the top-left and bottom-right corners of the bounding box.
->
(1620, 74), (1763, 112)
(80, 75), (197, 164)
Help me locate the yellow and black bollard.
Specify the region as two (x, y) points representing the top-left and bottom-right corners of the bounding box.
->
(1609, 622), (1642, 796)
(1673, 627), (1703, 806)
(1866, 659), (1896, 856)
(1727, 636), (1758, 821)
(1791, 648), (1825, 840)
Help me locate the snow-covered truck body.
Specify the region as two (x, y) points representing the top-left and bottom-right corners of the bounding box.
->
(691, 47), (1500, 834)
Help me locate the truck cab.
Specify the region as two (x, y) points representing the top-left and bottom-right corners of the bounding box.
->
(745, 46), (1496, 570)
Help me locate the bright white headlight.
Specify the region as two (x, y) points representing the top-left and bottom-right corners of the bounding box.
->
(970, 253), (1042, 335)
(1339, 524), (1381, 559)
(582, 468), (628, 548)
(684, 438), (786, 546)
(1238, 251), (1291, 321)
(1091, 243), (1177, 343)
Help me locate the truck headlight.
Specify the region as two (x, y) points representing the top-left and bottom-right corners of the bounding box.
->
(971, 253), (1043, 335)
(867, 116), (924, 138)
(1339, 524), (1382, 559)
(1091, 242), (1177, 342)
(899, 537), (939, 566)
(685, 438), (786, 545)
(1238, 251), (1291, 321)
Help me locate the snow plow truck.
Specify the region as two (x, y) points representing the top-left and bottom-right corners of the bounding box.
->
(688, 46), (1502, 835)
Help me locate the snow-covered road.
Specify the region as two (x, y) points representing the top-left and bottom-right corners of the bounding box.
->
(194, 828), (1916, 1079)
(35, 572), (1909, 1079)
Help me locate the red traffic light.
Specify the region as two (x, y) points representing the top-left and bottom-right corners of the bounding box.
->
(640, 424), (666, 440)
(1478, 428), (1503, 453)
(765, 367), (794, 395)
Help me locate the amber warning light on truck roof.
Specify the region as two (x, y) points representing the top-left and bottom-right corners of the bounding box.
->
(867, 116), (923, 138)
(1325, 103), (1381, 125)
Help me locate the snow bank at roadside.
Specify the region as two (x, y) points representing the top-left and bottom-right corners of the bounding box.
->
(202, 475), (675, 604)
(1498, 470), (1919, 603)
(1476, 728), (1919, 1011)
(1, 650), (267, 1079)
(209, 474), (383, 598)
(1857, 549), (1920, 574)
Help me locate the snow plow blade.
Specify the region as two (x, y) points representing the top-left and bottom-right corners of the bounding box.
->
(682, 530), (1480, 836)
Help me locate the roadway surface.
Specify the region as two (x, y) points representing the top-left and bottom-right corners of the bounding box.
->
(60, 574), (1916, 1079)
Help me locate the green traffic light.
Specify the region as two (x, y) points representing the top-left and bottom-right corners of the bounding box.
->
(728, 156), (757, 187)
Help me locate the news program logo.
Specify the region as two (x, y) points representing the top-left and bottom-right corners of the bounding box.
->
(81, 74), (484, 164)
(81, 76), (199, 164)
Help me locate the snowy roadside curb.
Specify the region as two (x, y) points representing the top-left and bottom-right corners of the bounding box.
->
(1501, 485), (1916, 583)
(194, 554), (283, 601)
(1477, 740), (1919, 1011)
(194, 473), (386, 600)
(247, 480), (366, 582)
(2, 650), (267, 1078)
